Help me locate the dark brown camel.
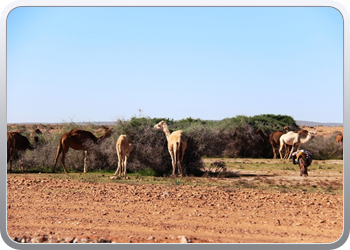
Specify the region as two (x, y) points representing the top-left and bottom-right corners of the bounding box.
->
(335, 133), (343, 144)
(53, 128), (114, 173)
(254, 128), (290, 159)
(7, 132), (38, 172)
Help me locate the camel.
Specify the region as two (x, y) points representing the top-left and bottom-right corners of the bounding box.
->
(114, 135), (134, 177)
(53, 128), (113, 173)
(154, 121), (187, 177)
(335, 133), (343, 144)
(254, 126), (291, 159)
(93, 126), (110, 136)
(7, 132), (38, 172)
(254, 128), (288, 159)
(279, 131), (317, 160)
(30, 128), (42, 137)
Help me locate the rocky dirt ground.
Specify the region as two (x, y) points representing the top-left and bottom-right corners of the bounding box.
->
(7, 169), (343, 244)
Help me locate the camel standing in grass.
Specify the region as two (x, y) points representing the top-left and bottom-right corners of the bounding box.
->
(7, 132), (38, 172)
(335, 133), (343, 144)
(279, 131), (317, 159)
(53, 128), (113, 173)
(114, 135), (134, 177)
(154, 121), (187, 177)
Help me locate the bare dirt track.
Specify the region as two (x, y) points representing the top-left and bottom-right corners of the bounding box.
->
(7, 170), (343, 244)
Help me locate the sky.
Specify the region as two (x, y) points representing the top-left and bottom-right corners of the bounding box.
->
(6, 6), (343, 124)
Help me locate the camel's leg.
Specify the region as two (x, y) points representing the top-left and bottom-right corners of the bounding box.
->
(271, 145), (277, 159)
(123, 156), (128, 176)
(84, 151), (88, 173)
(60, 149), (69, 174)
(114, 153), (122, 176)
(279, 143), (284, 159)
(168, 147), (176, 177)
(171, 160), (176, 176)
(177, 147), (183, 177)
(8, 149), (13, 172)
(287, 146), (294, 159)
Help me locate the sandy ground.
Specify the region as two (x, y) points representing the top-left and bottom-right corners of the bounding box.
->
(7, 170), (343, 244)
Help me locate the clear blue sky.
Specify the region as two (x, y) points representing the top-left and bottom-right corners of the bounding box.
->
(7, 7), (343, 124)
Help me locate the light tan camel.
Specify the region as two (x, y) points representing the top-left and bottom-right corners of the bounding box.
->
(335, 133), (343, 144)
(279, 131), (317, 159)
(53, 128), (113, 173)
(154, 121), (187, 177)
(254, 128), (291, 159)
(7, 132), (38, 172)
(114, 135), (134, 177)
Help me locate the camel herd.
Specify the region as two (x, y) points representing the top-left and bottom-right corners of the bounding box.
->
(7, 121), (343, 176)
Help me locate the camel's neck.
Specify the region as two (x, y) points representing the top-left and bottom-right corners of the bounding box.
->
(162, 124), (171, 141)
(257, 131), (269, 142)
(300, 134), (312, 144)
(97, 129), (112, 143)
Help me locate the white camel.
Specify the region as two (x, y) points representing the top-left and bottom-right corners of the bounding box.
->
(154, 121), (187, 177)
(279, 131), (317, 159)
(114, 135), (134, 177)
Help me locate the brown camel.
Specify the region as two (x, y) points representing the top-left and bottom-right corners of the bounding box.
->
(30, 128), (43, 137)
(53, 128), (113, 173)
(279, 131), (317, 159)
(93, 126), (110, 136)
(335, 133), (343, 144)
(254, 127), (291, 159)
(154, 121), (187, 177)
(7, 132), (38, 172)
(114, 135), (134, 177)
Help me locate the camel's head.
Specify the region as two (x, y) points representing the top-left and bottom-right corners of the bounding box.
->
(129, 143), (134, 152)
(283, 126), (290, 132)
(154, 121), (165, 131)
(254, 128), (262, 134)
(308, 131), (317, 137)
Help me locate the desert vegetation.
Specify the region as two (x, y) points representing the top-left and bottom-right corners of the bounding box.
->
(6, 114), (344, 244)
(6, 114), (342, 176)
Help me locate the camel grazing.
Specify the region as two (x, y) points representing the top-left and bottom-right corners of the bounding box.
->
(279, 131), (317, 160)
(7, 132), (38, 172)
(335, 133), (343, 144)
(30, 128), (43, 137)
(254, 128), (290, 159)
(93, 126), (110, 136)
(154, 121), (187, 177)
(53, 128), (113, 173)
(114, 135), (134, 177)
